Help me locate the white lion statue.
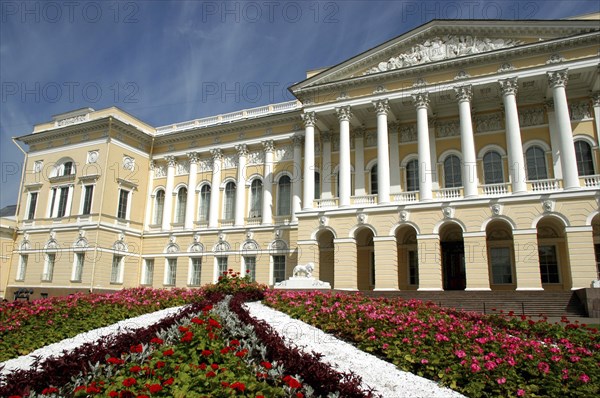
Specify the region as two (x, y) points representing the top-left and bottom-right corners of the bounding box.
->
(292, 262), (314, 278)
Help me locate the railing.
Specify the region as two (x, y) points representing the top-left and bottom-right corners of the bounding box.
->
(582, 175), (600, 188)
(220, 219), (234, 227)
(314, 198), (338, 208)
(274, 215), (291, 225)
(435, 187), (462, 199)
(352, 194), (376, 205)
(481, 182), (509, 196)
(391, 192), (418, 203)
(245, 217), (261, 226)
(195, 220), (208, 228)
(529, 179), (560, 192)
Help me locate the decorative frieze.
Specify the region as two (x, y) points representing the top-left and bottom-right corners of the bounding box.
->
(55, 114), (88, 127)
(399, 125), (417, 142)
(123, 156), (135, 171)
(475, 113), (502, 133)
(247, 151), (265, 165)
(154, 164), (166, 178)
(519, 107), (545, 127)
(223, 154), (238, 169)
(275, 145), (293, 162)
(365, 131), (377, 147)
(436, 120), (460, 138)
(198, 158), (212, 172)
(570, 100), (592, 120)
(176, 160), (190, 175)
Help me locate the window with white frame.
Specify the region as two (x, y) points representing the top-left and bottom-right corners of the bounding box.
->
(314, 171), (321, 200)
(489, 247), (513, 284)
(71, 252), (85, 282)
(165, 258), (177, 285)
(272, 255), (285, 284)
(406, 159), (419, 192)
(117, 189), (130, 220)
(153, 190), (165, 224)
(189, 257), (202, 286)
(26, 192), (38, 220)
(443, 155), (462, 188)
(408, 250), (419, 285)
(217, 256), (228, 279)
(525, 146), (548, 181)
(175, 187), (187, 223)
(110, 255), (124, 284)
(277, 175), (291, 215)
(198, 185), (211, 222)
(16, 254), (28, 281)
(574, 140), (595, 176)
(142, 259), (154, 285)
(249, 179), (263, 218)
(244, 256), (256, 282)
(482, 151), (504, 184)
(42, 253), (55, 282)
(81, 185), (94, 215)
(48, 185), (73, 218)
(223, 182), (236, 220)
(370, 164), (378, 195)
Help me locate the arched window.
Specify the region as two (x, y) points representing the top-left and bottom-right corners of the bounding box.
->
(198, 185), (211, 222)
(175, 187), (187, 223)
(525, 146), (547, 181)
(277, 175), (292, 215)
(314, 171), (321, 200)
(483, 151), (504, 184)
(406, 159), (419, 192)
(63, 161), (74, 176)
(153, 190), (165, 224)
(249, 179), (263, 218)
(444, 155), (462, 188)
(574, 140), (594, 176)
(370, 164), (378, 195)
(223, 182), (236, 220)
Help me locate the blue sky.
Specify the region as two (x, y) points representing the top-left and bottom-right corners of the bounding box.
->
(1, 0), (599, 209)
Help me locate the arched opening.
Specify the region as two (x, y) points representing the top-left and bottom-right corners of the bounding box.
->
(536, 217), (570, 289)
(355, 227), (375, 291)
(593, 214), (600, 279)
(153, 189), (165, 225)
(439, 223), (465, 290)
(317, 230), (335, 288)
(486, 220), (515, 290)
(396, 225), (418, 290)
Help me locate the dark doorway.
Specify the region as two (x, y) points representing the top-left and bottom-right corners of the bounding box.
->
(442, 241), (466, 290)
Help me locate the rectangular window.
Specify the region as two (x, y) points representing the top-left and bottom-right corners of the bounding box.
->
(244, 256), (256, 282)
(42, 253), (55, 282)
(82, 185), (94, 215)
(217, 257), (228, 279)
(165, 258), (177, 285)
(539, 245), (560, 284)
(27, 192), (38, 220)
(408, 250), (419, 285)
(57, 187), (69, 217)
(49, 187), (58, 217)
(72, 252), (85, 282)
(117, 189), (129, 220)
(142, 259), (154, 285)
(273, 255), (286, 284)
(111, 255), (123, 283)
(16, 255), (28, 281)
(489, 247), (513, 284)
(189, 257), (202, 286)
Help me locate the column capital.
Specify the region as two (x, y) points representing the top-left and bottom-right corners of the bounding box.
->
(412, 92), (429, 109)
(165, 155), (177, 167)
(262, 140), (274, 152)
(291, 134), (304, 146)
(352, 127), (365, 139)
(388, 121), (399, 133)
(149, 159), (156, 170)
(547, 69), (568, 89)
(187, 151), (199, 164)
(372, 99), (390, 115)
(454, 85), (472, 102)
(592, 92), (600, 107)
(499, 78), (518, 96)
(321, 131), (332, 142)
(544, 100), (555, 112)
(235, 144), (248, 157)
(336, 105), (353, 122)
(210, 148), (223, 160)
(301, 112), (316, 127)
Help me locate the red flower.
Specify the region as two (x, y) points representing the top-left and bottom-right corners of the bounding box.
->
(296, 393), (304, 398)
(130, 344), (143, 353)
(284, 375), (302, 389)
(86, 385), (101, 394)
(162, 377), (174, 386)
(221, 382), (230, 387)
(123, 377), (137, 387)
(229, 339), (240, 346)
(181, 331), (193, 342)
(208, 319), (222, 328)
(178, 325), (189, 332)
(220, 347), (230, 354)
(231, 381), (246, 392)
(155, 361), (166, 369)
(107, 357), (124, 365)
(129, 365), (142, 373)
(199, 363), (207, 370)
(109, 392), (118, 398)
(202, 349), (213, 357)
(206, 371), (217, 378)
(150, 337), (164, 344)
(42, 387), (59, 394)
(163, 348), (174, 356)
(211, 363), (219, 370)
(147, 384), (162, 393)
(260, 361), (272, 369)
(191, 317), (204, 324)
(74, 385), (86, 393)
(235, 349), (248, 358)
(137, 396), (150, 398)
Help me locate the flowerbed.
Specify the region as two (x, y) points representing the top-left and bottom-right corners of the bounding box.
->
(264, 291), (599, 398)
(0, 287), (207, 361)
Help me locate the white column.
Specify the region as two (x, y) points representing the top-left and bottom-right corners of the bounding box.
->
(548, 70), (579, 189)
(235, 144), (247, 226)
(336, 106), (352, 207)
(413, 93), (433, 201)
(353, 128), (365, 196)
(455, 85), (478, 198)
(162, 156), (176, 230)
(208, 149), (222, 228)
(184, 152), (198, 229)
(499, 78), (527, 193)
(144, 161), (156, 228)
(302, 112), (316, 209)
(262, 140), (274, 225)
(321, 131), (333, 198)
(65, 185), (74, 217)
(545, 101), (563, 180)
(373, 99), (391, 204)
(291, 134), (303, 222)
(593, 93), (600, 140)
(388, 122), (401, 194)
(428, 120), (439, 190)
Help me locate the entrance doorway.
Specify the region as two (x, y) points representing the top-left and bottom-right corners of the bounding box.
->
(440, 223), (466, 291)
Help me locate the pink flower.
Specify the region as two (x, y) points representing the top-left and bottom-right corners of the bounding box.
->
(421, 359), (429, 364)
(517, 389), (526, 396)
(497, 377), (506, 385)
(579, 374), (590, 383)
(470, 363), (481, 373)
(455, 350), (466, 358)
(537, 361), (550, 374)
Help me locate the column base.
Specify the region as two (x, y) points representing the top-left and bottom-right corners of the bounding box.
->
(417, 287), (444, 291)
(373, 288), (399, 291)
(516, 287), (544, 291)
(465, 288), (492, 291)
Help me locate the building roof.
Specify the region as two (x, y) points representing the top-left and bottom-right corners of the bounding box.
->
(0, 205), (16, 218)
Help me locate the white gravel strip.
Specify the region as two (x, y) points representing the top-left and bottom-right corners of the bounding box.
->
(0, 305), (185, 378)
(245, 301), (466, 398)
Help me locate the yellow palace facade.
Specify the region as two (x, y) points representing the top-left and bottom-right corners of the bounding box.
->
(2, 17), (600, 300)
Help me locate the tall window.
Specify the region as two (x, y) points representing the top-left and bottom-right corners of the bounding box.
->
(489, 247), (513, 284)
(198, 185), (211, 222)
(273, 255), (286, 284)
(525, 146), (548, 181)
(111, 255), (124, 283)
(483, 151), (504, 184)
(82, 185), (94, 215)
(314, 171), (321, 200)
(245, 256), (256, 282)
(189, 257), (202, 286)
(277, 175), (291, 215)
(370, 165), (378, 195)
(142, 259), (154, 285)
(165, 258), (177, 285)
(574, 140), (595, 176)
(223, 182), (236, 220)
(72, 252), (85, 282)
(117, 189), (129, 220)
(539, 245), (560, 283)
(406, 159), (419, 192)
(217, 257), (228, 279)
(42, 253), (55, 282)
(153, 190), (165, 224)
(26, 192), (38, 220)
(408, 250), (419, 285)
(62, 161), (73, 176)
(16, 255), (28, 281)
(57, 187), (70, 217)
(249, 179), (263, 218)
(444, 155), (462, 188)
(175, 187), (187, 223)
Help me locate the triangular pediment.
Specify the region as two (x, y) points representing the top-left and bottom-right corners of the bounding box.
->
(291, 19), (600, 93)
